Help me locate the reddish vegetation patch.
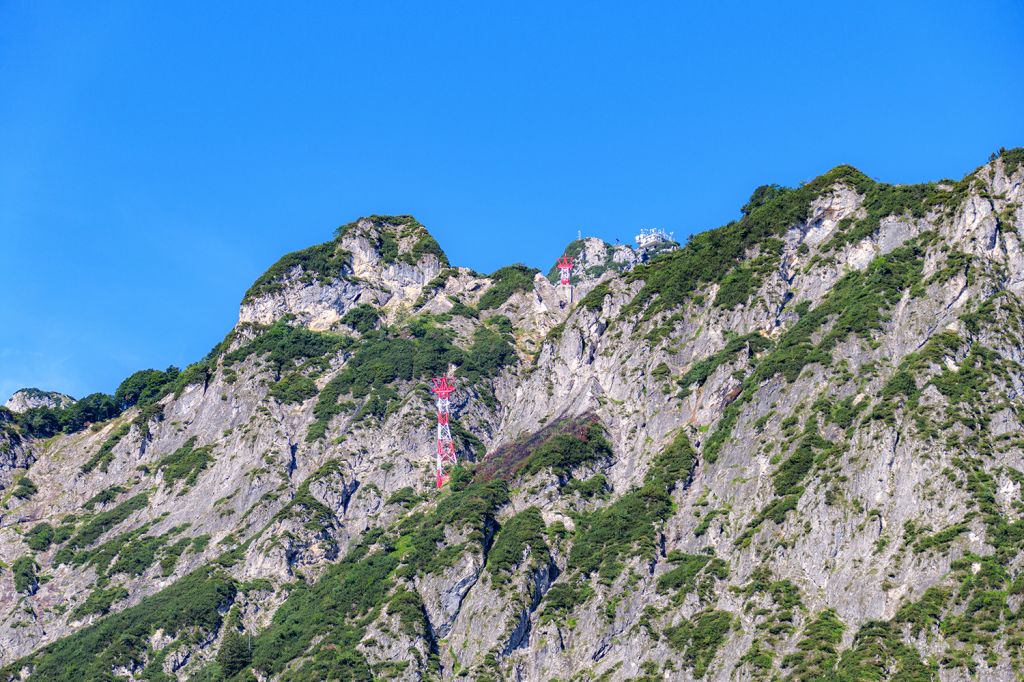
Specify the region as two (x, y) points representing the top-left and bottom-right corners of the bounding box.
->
(476, 413), (601, 481)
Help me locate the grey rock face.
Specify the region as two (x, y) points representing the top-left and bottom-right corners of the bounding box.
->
(3, 157), (1024, 681)
(238, 216), (446, 330)
(3, 389), (75, 414)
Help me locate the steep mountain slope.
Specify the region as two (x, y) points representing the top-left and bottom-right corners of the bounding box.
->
(1, 152), (1024, 681)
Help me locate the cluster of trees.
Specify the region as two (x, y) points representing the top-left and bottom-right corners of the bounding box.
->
(14, 366), (180, 439)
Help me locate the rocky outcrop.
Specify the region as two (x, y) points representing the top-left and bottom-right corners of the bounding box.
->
(238, 216), (447, 330)
(3, 389), (75, 414)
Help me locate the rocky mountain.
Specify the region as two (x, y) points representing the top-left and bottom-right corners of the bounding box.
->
(4, 390), (75, 415)
(1, 151), (1023, 681)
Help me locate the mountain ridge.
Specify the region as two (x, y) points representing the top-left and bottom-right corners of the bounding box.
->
(1, 149), (1023, 680)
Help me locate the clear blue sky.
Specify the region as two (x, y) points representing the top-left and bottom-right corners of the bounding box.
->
(2, 1), (1022, 401)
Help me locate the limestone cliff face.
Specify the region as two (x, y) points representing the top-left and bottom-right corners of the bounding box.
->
(3, 390), (75, 414)
(237, 216), (448, 330)
(2, 153), (1024, 681)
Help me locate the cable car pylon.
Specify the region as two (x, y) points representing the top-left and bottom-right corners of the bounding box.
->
(431, 376), (457, 488)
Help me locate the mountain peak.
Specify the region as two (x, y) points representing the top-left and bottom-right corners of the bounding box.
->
(3, 388), (76, 414)
(334, 214), (449, 268)
(238, 215), (448, 329)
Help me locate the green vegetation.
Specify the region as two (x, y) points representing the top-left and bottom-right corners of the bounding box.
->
(397, 473), (509, 578)
(478, 415), (600, 481)
(477, 264), (539, 310)
(247, 542), (395, 679)
(539, 581), (594, 625)
(236, 475), (507, 680)
(546, 240), (584, 282)
(304, 381), (353, 442)
(80, 401), (166, 474)
(408, 230), (448, 264)
(822, 181), (942, 253)
(269, 374), (318, 404)
(307, 318), (516, 441)
(913, 522), (969, 554)
(656, 551), (728, 602)
(15, 365), (184, 442)
(728, 418), (834, 548)
(335, 214), (446, 266)
(999, 146), (1024, 175)
(155, 437), (215, 489)
(713, 238), (784, 309)
(624, 166), (874, 321)
(272, 461), (343, 535)
(518, 422), (612, 482)
(11, 475), (37, 500)
(579, 282), (611, 311)
(24, 522), (65, 551)
(544, 240), (638, 285)
(81, 421), (132, 474)
(704, 242), (925, 464)
(678, 332), (773, 396)
(386, 587), (428, 636)
(782, 609), (844, 680)
(622, 159), (977, 345)
(217, 629), (253, 677)
(833, 621), (936, 680)
(447, 295), (479, 319)
(320, 333), (455, 400)
(243, 240), (349, 302)
(168, 332), (237, 398)
(15, 392), (120, 439)
(72, 586), (129, 618)
(665, 609), (733, 678)
(694, 508), (728, 537)
(83, 485), (127, 510)
(565, 429), (696, 585)
(755, 243), (925, 384)
(418, 268), (455, 303)
(386, 487), (419, 508)
(1, 568), (236, 681)
(8, 219), (456, 456)
(821, 394), (868, 430)
(571, 485), (672, 583)
(894, 586), (950, 636)
(11, 555), (38, 594)
(159, 537), (192, 576)
(731, 569), (805, 674)
(459, 322), (517, 383)
(340, 304), (380, 334)
(114, 367), (180, 410)
(306, 329), (456, 439)
(771, 417), (830, 496)
(487, 507), (550, 586)
(12, 158), (1024, 679)
(60, 493), (148, 554)
(224, 319), (348, 374)
(868, 330), (960, 427)
(109, 530), (173, 577)
(936, 553), (1012, 660)
(927, 249), (973, 287)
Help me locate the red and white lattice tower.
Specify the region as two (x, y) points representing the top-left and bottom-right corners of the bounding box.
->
(556, 255), (574, 286)
(431, 376), (457, 488)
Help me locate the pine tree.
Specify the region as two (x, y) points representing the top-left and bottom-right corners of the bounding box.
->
(216, 630), (251, 677)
